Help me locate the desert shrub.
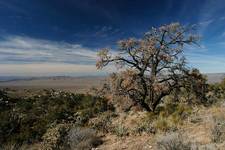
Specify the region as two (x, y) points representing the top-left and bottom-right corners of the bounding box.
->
(169, 103), (192, 124)
(205, 91), (220, 105)
(0, 142), (25, 150)
(133, 111), (165, 135)
(208, 85), (224, 103)
(153, 115), (178, 132)
(0, 89), (111, 147)
(41, 123), (70, 150)
(196, 144), (218, 150)
(160, 102), (192, 118)
(133, 120), (156, 135)
(113, 96), (136, 112)
(131, 103), (192, 134)
(89, 111), (116, 133)
(65, 127), (102, 150)
(0, 90), (21, 145)
(156, 132), (192, 150)
(180, 69), (208, 104)
(0, 89), (11, 110)
(113, 124), (129, 137)
(211, 117), (225, 143)
(208, 77), (225, 102)
(189, 113), (203, 124)
(151, 103), (192, 132)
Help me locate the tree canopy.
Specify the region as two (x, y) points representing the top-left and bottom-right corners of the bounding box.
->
(96, 23), (206, 111)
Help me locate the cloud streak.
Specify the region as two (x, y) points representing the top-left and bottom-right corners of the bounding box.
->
(186, 53), (225, 73)
(0, 35), (97, 64)
(0, 35), (117, 76)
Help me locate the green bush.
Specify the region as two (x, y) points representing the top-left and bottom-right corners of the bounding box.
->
(133, 121), (155, 135)
(41, 123), (71, 150)
(152, 103), (191, 132)
(0, 89), (112, 146)
(89, 111), (116, 133)
(208, 77), (225, 101)
(211, 117), (225, 143)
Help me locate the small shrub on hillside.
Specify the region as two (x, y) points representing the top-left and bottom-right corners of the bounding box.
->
(197, 144), (218, 150)
(189, 115), (203, 124)
(0, 143), (21, 150)
(65, 127), (102, 150)
(153, 116), (177, 132)
(170, 104), (192, 125)
(211, 117), (225, 143)
(151, 103), (192, 132)
(208, 78), (225, 101)
(0, 90), (11, 110)
(157, 102), (192, 118)
(113, 124), (129, 137)
(156, 132), (192, 150)
(41, 123), (70, 150)
(204, 91), (221, 105)
(89, 111), (116, 133)
(133, 121), (156, 135)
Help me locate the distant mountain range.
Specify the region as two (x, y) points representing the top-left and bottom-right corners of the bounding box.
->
(0, 75), (104, 82)
(0, 73), (224, 83)
(205, 73), (225, 84)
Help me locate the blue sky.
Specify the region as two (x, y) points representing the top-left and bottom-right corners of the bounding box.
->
(0, 0), (225, 76)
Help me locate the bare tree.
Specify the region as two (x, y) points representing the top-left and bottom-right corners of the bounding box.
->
(96, 23), (200, 111)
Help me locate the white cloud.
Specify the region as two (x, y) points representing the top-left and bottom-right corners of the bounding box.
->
(184, 44), (208, 53)
(186, 53), (225, 73)
(0, 35), (117, 76)
(0, 35), (98, 64)
(0, 35), (121, 76)
(198, 19), (214, 26)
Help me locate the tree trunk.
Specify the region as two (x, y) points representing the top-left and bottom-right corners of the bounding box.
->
(140, 101), (151, 111)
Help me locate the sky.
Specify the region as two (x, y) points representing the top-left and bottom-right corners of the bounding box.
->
(0, 0), (225, 76)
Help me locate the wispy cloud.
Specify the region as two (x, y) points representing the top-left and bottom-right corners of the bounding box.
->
(195, 0), (225, 36)
(197, 19), (215, 35)
(94, 26), (121, 38)
(0, 1), (28, 15)
(73, 25), (122, 40)
(198, 19), (214, 27)
(0, 35), (116, 76)
(186, 53), (225, 73)
(184, 44), (208, 53)
(220, 16), (225, 20)
(0, 35), (97, 64)
(222, 32), (225, 37)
